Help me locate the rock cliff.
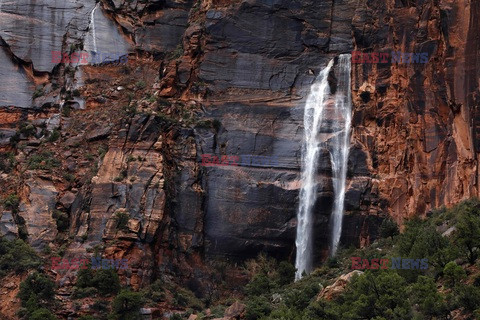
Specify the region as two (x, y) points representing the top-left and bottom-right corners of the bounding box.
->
(0, 0), (480, 314)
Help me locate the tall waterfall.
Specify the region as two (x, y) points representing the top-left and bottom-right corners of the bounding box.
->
(329, 54), (352, 257)
(295, 54), (352, 280)
(89, 4), (98, 53)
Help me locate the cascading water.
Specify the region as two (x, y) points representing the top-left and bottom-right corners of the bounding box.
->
(329, 54), (352, 257)
(89, 4), (98, 53)
(295, 54), (352, 280)
(295, 59), (334, 280)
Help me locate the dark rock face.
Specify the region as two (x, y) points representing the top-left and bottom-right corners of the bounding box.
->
(2, 0), (480, 291)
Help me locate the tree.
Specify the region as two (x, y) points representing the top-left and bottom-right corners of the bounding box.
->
(379, 218), (399, 240)
(110, 290), (144, 320)
(276, 261), (296, 286)
(18, 272), (56, 318)
(18, 272), (55, 306)
(245, 295), (271, 320)
(337, 270), (412, 320)
(454, 204), (480, 264)
(30, 308), (57, 320)
(92, 268), (120, 296)
(409, 276), (448, 318)
(443, 262), (466, 288)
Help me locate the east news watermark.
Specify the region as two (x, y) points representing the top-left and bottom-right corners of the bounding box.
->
(352, 51), (429, 64)
(51, 50), (128, 64)
(351, 257), (429, 270)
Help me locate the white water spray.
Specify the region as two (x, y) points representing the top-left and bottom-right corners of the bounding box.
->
(89, 4), (98, 53)
(329, 54), (352, 257)
(295, 54), (352, 280)
(295, 59), (334, 280)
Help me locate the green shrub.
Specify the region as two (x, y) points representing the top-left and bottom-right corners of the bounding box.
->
(115, 211), (130, 231)
(409, 276), (448, 318)
(457, 285), (480, 312)
(32, 88), (44, 99)
(19, 123), (36, 137)
(276, 261), (296, 286)
(245, 295), (271, 320)
(443, 262), (466, 288)
(47, 129), (60, 142)
(93, 269), (121, 296)
(110, 289), (144, 320)
(76, 267), (94, 288)
(52, 210), (69, 232)
(245, 273), (272, 296)
(135, 81), (146, 89)
(379, 218), (400, 239)
(167, 44), (184, 60)
(18, 272), (55, 318)
(72, 287), (98, 299)
(0, 238), (41, 277)
(30, 308), (57, 320)
(0, 152), (16, 173)
(2, 193), (19, 213)
(454, 202), (480, 264)
(27, 152), (61, 170)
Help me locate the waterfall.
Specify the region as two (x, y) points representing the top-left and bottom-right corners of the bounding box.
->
(89, 4), (98, 53)
(329, 54), (352, 256)
(295, 54), (352, 280)
(295, 59), (334, 280)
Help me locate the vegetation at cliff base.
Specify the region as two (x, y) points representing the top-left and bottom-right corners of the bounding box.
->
(230, 199), (480, 320)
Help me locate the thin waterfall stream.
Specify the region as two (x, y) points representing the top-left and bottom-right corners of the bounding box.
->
(295, 54), (352, 280)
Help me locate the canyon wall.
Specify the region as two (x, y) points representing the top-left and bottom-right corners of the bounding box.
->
(0, 0), (479, 289)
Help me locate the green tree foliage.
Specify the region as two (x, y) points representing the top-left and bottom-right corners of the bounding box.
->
(110, 290), (144, 320)
(245, 273), (272, 296)
(93, 269), (121, 296)
(443, 261), (466, 288)
(245, 295), (271, 320)
(454, 202), (480, 264)
(0, 238), (41, 277)
(379, 218), (400, 240)
(30, 308), (57, 320)
(75, 267), (120, 297)
(335, 270), (411, 320)
(409, 276), (448, 318)
(18, 272), (55, 318)
(276, 261), (296, 286)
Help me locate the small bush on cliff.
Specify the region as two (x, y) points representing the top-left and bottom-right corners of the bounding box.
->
(18, 272), (56, 318)
(27, 151), (60, 170)
(52, 210), (69, 232)
(109, 289), (144, 320)
(443, 261), (466, 288)
(115, 211), (130, 231)
(379, 217), (399, 239)
(2, 193), (20, 213)
(74, 266), (120, 297)
(29, 308), (57, 320)
(0, 152), (16, 173)
(0, 237), (41, 277)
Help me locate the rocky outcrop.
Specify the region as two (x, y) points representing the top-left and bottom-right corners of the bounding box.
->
(318, 270), (363, 300)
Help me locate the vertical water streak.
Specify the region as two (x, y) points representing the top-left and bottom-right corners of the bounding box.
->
(90, 4), (98, 53)
(329, 54), (352, 256)
(295, 59), (334, 280)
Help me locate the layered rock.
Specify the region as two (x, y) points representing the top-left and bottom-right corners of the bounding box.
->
(1, 0), (480, 291)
